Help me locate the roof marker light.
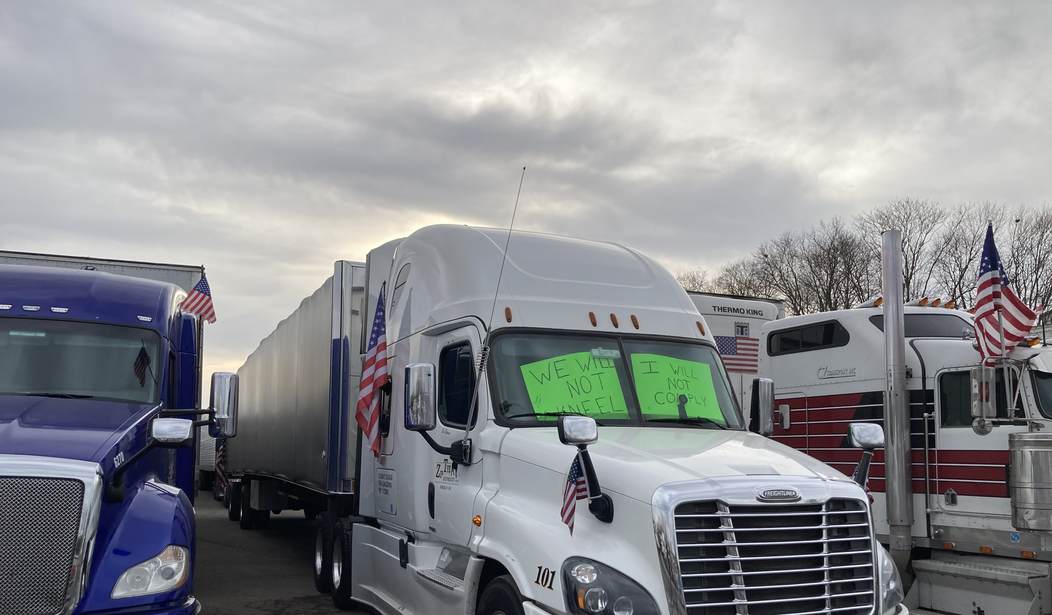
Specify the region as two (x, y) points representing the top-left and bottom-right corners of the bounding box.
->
(696, 321), (705, 336)
(22, 305), (40, 312)
(929, 298), (942, 308)
(50, 307), (69, 314)
(853, 295), (883, 308)
(944, 299), (957, 309)
(588, 312), (597, 327)
(504, 307), (512, 323)
(609, 313), (619, 328)
(630, 314), (640, 329)
(137, 315), (153, 322)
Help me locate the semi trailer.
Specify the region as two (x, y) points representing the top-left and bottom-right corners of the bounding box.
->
(226, 224), (907, 615)
(760, 232), (1052, 614)
(0, 252), (237, 615)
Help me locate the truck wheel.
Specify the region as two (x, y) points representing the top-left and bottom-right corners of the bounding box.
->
(477, 575), (525, 615)
(227, 483), (242, 522)
(312, 518), (334, 594)
(255, 507), (271, 529)
(331, 519), (356, 610)
(239, 483), (254, 530)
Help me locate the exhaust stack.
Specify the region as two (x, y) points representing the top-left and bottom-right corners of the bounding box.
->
(881, 230), (913, 573)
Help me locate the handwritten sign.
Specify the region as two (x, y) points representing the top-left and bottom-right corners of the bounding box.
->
(519, 351), (629, 419)
(630, 354), (722, 421)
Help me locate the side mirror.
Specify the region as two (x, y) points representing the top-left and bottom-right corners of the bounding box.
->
(209, 372), (239, 438)
(152, 418), (194, 447)
(849, 423), (885, 450)
(558, 416), (598, 446)
(750, 378), (775, 436)
(404, 363), (436, 432)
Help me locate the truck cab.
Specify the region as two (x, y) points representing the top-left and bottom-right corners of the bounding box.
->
(761, 303), (1052, 614)
(337, 226), (906, 615)
(0, 265), (235, 615)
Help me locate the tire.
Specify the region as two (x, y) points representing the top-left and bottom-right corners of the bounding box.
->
(227, 483), (242, 522)
(330, 519), (356, 610)
(312, 517), (334, 594)
(476, 575), (525, 615)
(239, 483), (254, 530)
(255, 507), (271, 529)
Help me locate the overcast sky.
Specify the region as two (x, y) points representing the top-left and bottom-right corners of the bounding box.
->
(2, 1), (1050, 377)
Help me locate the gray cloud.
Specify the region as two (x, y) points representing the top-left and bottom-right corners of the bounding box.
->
(1, 1), (1050, 375)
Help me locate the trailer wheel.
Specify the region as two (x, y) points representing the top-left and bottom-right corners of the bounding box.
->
(331, 519), (356, 610)
(312, 518), (334, 594)
(227, 483), (242, 522)
(476, 575), (525, 615)
(239, 483), (254, 530)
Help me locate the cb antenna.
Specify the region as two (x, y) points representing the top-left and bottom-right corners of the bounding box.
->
(461, 165), (527, 450)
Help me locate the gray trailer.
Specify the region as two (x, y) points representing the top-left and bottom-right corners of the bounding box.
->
(225, 261), (366, 531)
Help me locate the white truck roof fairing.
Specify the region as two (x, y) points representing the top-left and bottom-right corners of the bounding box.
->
(378, 224), (711, 344)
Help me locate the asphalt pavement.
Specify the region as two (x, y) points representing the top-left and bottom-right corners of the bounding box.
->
(193, 491), (366, 615)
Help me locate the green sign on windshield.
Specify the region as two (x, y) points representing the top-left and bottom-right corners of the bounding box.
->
(630, 354), (723, 422)
(519, 351), (629, 419)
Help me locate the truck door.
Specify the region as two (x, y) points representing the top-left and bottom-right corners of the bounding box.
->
(426, 325), (486, 547)
(932, 367), (1015, 522)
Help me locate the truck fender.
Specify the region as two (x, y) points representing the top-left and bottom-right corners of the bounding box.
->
(79, 481), (196, 611)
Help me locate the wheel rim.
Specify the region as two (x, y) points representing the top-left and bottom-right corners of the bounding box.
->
(314, 531), (324, 576)
(332, 535), (343, 588)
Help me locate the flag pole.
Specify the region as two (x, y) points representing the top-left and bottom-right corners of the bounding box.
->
(998, 308), (1014, 413)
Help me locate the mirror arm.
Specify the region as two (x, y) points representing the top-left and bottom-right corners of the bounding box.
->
(852, 449), (875, 487)
(418, 431), (473, 467)
(160, 408), (214, 418)
(105, 439), (158, 503)
(577, 445), (614, 524)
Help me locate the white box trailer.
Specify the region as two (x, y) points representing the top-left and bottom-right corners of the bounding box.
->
(687, 292), (783, 415)
(225, 226), (907, 615)
(0, 250), (217, 488)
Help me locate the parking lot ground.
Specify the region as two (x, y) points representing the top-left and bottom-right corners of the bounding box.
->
(193, 492), (366, 615)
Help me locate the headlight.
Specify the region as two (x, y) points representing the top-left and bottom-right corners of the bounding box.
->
(876, 544), (904, 613)
(111, 545), (189, 598)
(562, 557), (660, 615)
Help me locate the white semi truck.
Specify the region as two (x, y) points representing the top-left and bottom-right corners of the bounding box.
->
(225, 225), (907, 615)
(760, 232), (1052, 614)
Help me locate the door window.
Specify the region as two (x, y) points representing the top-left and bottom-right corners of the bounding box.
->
(438, 342), (477, 428)
(939, 370), (1020, 427)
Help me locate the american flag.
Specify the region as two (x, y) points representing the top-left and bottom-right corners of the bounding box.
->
(180, 275), (217, 324)
(356, 283), (390, 457)
(715, 335), (759, 373)
(974, 224), (1037, 363)
(561, 452), (589, 534)
(133, 345), (151, 387)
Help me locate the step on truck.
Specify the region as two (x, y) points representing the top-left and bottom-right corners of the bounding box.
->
(0, 252), (238, 615)
(760, 231), (1052, 614)
(225, 224), (907, 615)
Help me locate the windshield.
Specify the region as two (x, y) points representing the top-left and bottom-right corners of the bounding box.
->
(0, 318), (163, 404)
(1030, 371), (1052, 419)
(489, 332), (743, 429)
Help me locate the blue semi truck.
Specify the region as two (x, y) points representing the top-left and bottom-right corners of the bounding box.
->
(0, 252), (238, 615)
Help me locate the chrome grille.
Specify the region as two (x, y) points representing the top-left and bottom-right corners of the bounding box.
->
(674, 498), (875, 615)
(0, 477), (85, 615)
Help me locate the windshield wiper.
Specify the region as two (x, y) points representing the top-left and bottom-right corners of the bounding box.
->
(504, 410), (588, 420)
(646, 416), (727, 430)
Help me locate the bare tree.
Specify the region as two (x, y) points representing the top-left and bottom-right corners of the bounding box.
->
(675, 269), (714, 292)
(713, 258), (770, 298)
(1005, 207), (1052, 309)
(857, 198), (947, 299)
(933, 203), (1005, 308)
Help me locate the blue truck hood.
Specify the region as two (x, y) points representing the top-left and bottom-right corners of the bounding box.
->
(0, 394), (157, 464)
